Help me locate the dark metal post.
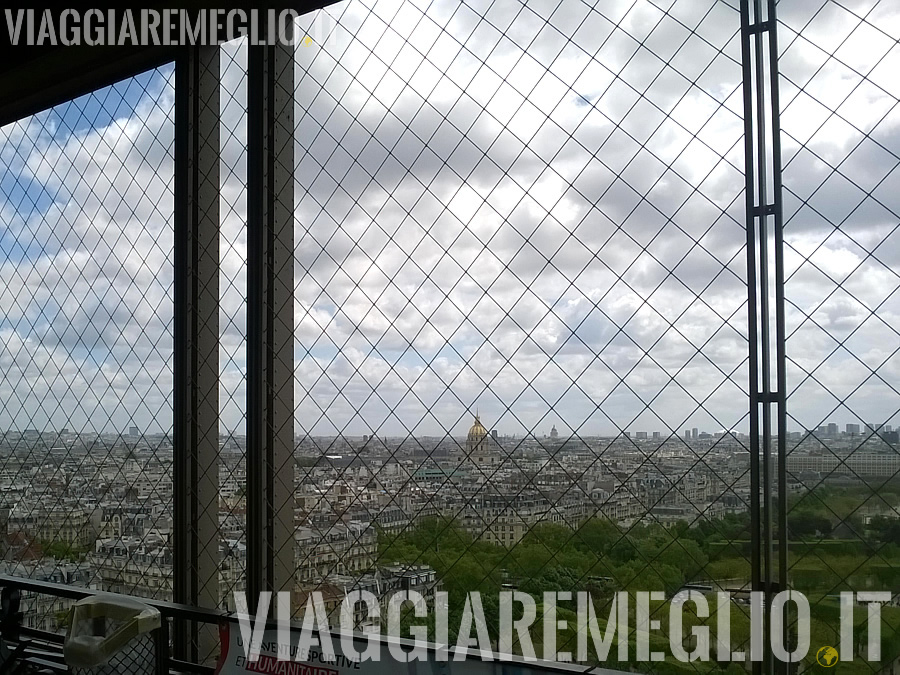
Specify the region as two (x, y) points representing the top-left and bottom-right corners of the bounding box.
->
(155, 618), (170, 675)
(767, 0), (789, 667)
(739, 3), (762, 671)
(174, 45), (221, 661)
(740, 0), (787, 671)
(247, 23), (295, 609)
(767, 0), (788, 610)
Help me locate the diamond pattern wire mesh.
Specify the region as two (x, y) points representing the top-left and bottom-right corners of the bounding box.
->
(218, 39), (250, 613)
(0, 0), (893, 671)
(779, 0), (900, 669)
(291, 0), (756, 668)
(0, 66), (176, 631)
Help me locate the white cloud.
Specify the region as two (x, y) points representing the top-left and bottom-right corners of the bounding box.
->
(1, 0), (897, 438)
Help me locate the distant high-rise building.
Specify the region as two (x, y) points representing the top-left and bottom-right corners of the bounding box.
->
(652, 431), (660, 440)
(128, 426), (139, 437)
(846, 423), (860, 436)
(684, 430), (691, 440)
(885, 425), (893, 433)
(691, 428), (698, 440)
(491, 429), (498, 441)
(827, 423), (838, 437)
(635, 431), (647, 440)
(550, 425), (558, 439)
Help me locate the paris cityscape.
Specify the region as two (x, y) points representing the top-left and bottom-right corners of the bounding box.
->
(2, 0), (900, 670)
(2, 413), (898, 656)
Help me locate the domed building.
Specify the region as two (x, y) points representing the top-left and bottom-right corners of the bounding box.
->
(460, 414), (496, 466)
(467, 415), (488, 454)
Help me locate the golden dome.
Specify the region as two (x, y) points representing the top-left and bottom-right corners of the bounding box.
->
(467, 415), (488, 443)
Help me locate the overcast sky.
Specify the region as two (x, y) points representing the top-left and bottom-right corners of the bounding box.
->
(1, 0), (898, 439)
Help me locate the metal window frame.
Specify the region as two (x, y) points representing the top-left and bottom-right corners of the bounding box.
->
(0, 3), (799, 670)
(246, 30), (296, 604)
(173, 44), (221, 660)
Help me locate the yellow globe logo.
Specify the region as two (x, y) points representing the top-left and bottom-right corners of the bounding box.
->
(817, 646), (839, 667)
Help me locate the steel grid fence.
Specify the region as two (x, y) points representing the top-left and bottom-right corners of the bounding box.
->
(0, 0), (897, 673)
(779, 0), (900, 670)
(0, 65), (176, 630)
(218, 39), (250, 614)
(290, 1), (755, 672)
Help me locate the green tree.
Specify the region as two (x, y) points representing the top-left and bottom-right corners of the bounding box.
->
(868, 516), (900, 545)
(788, 511), (833, 538)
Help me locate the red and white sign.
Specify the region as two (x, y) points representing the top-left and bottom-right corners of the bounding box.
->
(215, 623), (362, 675)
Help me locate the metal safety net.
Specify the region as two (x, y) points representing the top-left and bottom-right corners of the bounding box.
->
(780, 0), (900, 670)
(0, 67), (176, 630)
(289, 1), (752, 671)
(1, 0), (896, 672)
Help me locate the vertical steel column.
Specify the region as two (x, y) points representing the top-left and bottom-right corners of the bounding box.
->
(740, 0), (787, 672)
(174, 45), (221, 659)
(247, 23), (295, 607)
(767, 0), (789, 664)
(739, 6), (762, 670)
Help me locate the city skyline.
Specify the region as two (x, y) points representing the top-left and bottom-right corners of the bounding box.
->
(3, 410), (898, 443)
(0, 1), (898, 672)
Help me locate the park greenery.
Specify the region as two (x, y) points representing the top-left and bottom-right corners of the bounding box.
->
(40, 539), (89, 562)
(377, 482), (900, 672)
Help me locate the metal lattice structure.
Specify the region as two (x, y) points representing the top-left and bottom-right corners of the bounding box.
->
(217, 39), (250, 611)
(0, 0), (898, 673)
(0, 66), (176, 630)
(779, 0), (900, 671)
(290, 1), (754, 670)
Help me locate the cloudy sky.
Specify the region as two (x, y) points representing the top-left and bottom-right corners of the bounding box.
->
(0, 0), (898, 439)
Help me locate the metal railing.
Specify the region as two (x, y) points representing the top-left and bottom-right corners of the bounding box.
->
(0, 574), (638, 675)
